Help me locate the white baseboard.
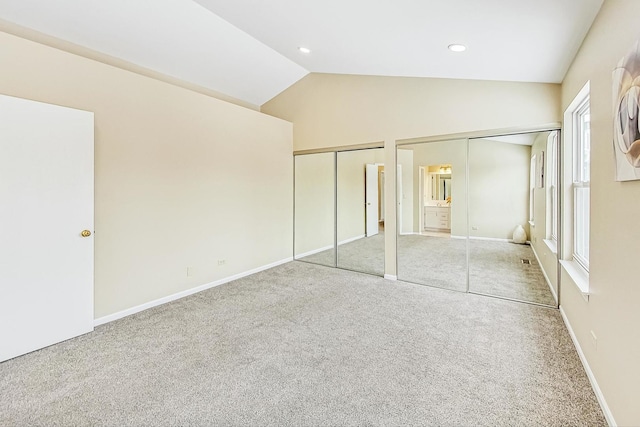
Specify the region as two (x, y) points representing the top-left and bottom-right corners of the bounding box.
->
(470, 235), (511, 243)
(384, 274), (397, 281)
(339, 234), (365, 245)
(559, 307), (616, 427)
(530, 244), (558, 303)
(451, 235), (525, 244)
(295, 245), (333, 259)
(94, 257), (293, 327)
(295, 235), (366, 260)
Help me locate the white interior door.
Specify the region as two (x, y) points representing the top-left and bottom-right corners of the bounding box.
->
(0, 95), (94, 362)
(365, 164), (379, 237)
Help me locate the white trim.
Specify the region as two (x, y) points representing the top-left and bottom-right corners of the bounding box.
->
(295, 244), (333, 259)
(560, 307), (616, 427)
(400, 232), (419, 236)
(339, 234), (366, 245)
(384, 274), (398, 281)
(530, 244), (558, 304)
(448, 235), (532, 245)
(295, 234), (367, 260)
(470, 236), (511, 243)
(560, 259), (590, 301)
(543, 238), (558, 255)
(94, 257), (293, 327)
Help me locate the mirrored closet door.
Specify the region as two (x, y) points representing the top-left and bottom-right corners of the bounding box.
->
(396, 139), (469, 292)
(467, 131), (559, 306)
(294, 152), (336, 267)
(336, 148), (385, 276)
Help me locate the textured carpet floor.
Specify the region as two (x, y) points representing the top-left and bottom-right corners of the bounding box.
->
(298, 234), (385, 276)
(0, 262), (603, 426)
(469, 239), (556, 306)
(302, 234), (556, 306)
(397, 234), (467, 292)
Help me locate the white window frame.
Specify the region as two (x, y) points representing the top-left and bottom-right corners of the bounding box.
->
(560, 81), (590, 297)
(546, 132), (558, 243)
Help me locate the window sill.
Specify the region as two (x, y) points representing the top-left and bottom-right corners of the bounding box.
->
(543, 239), (557, 255)
(560, 260), (590, 301)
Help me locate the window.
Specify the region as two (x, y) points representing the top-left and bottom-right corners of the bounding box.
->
(547, 132), (558, 243)
(561, 82), (590, 295)
(573, 97), (590, 271)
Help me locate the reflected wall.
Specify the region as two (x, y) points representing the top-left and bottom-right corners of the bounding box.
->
(294, 152), (335, 267)
(336, 148), (385, 276)
(467, 132), (558, 306)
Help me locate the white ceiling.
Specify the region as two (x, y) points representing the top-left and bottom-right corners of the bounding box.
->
(0, 0), (603, 107)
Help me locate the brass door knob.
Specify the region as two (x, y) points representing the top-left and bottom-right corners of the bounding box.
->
(81, 230), (92, 237)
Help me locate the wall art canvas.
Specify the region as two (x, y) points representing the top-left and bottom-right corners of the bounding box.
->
(613, 40), (640, 181)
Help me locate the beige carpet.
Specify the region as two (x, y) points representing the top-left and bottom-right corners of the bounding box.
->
(0, 262), (604, 426)
(469, 239), (556, 306)
(300, 233), (556, 306)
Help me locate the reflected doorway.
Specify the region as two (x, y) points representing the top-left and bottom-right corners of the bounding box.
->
(419, 164), (452, 238)
(396, 139), (468, 292)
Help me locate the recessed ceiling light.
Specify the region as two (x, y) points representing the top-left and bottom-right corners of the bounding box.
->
(298, 47), (311, 54)
(448, 44), (467, 52)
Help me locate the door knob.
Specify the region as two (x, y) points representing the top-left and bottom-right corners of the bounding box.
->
(81, 230), (92, 237)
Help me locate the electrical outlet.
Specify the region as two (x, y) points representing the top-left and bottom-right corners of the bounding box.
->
(187, 267), (193, 277)
(472, 226), (478, 230)
(590, 330), (598, 350)
(217, 259), (226, 266)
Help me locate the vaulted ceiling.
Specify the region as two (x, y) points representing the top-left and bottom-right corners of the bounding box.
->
(0, 0), (603, 107)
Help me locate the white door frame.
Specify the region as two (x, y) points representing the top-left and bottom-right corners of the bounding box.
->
(0, 95), (94, 362)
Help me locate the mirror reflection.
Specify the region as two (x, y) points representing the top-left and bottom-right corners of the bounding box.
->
(397, 139), (468, 292)
(428, 165), (452, 202)
(294, 152), (335, 267)
(336, 148), (385, 276)
(468, 131), (559, 306)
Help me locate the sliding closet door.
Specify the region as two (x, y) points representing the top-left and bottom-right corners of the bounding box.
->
(396, 139), (468, 292)
(336, 148), (385, 276)
(294, 152), (336, 267)
(467, 132), (558, 306)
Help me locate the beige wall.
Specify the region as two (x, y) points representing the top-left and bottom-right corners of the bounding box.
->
(560, 1), (640, 424)
(401, 139), (467, 236)
(400, 138), (532, 240)
(469, 139), (531, 240)
(294, 153), (334, 256)
(295, 148), (388, 258)
(0, 31), (293, 319)
(397, 149), (414, 234)
(262, 73), (561, 151)
(337, 149), (384, 242)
